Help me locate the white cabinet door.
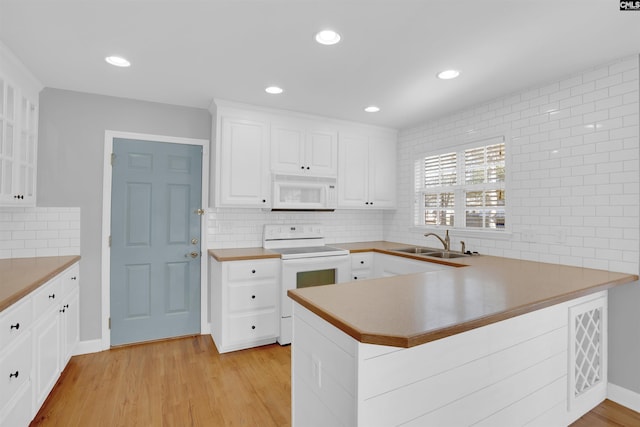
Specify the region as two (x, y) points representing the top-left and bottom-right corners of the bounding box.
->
(374, 253), (451, 277)
(369, 136), (396, 208)
(271, 124), (305, 174)
(271, 123), (337, 176)
(59, 288), (79, 368)
(338, 133), (369, 208)
(33, 310), (60, 408)
(218, 117), (270, 207)
(306, 129), (337, 176)
(0, 67), (39, 206)
(338, 132), (396, 209)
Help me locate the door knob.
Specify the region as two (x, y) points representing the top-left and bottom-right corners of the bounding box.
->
(186, 251), (199, 259)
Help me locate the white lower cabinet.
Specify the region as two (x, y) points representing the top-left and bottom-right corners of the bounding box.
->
(374, 252), (452, 277)
(351, 252), (373, 281)
(209, 257), (280, 353)
(0, 261), (79, 427)
(32, 310), (60, 409)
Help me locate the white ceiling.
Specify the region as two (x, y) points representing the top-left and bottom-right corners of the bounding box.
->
(1, 0), (639, 130)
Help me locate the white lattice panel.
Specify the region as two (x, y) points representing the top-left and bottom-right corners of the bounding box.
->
(574, 307), (602, 396)
(568, 293), (607, 422)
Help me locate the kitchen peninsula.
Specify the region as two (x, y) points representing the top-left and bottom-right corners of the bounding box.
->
(287, 242), (638, 427)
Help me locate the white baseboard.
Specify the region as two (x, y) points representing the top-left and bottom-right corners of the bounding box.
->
(73, 338), (104, 356)
(608, 382), (640, 413)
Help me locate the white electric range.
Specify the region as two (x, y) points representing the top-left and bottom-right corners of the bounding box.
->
(263, 224), (351, 345)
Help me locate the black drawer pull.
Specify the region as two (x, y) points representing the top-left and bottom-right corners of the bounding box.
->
(49, 294), (56, 299)
(251, 295), (256, 299)
(10, 323), (20, 330)
(9, 371), (19, 379)
(251, 325), (256, 330)
(71, 276), (77, 280)
(360, 260), (365, 264)
(251, 269), (256, 274)
(60, 308), (66, 313)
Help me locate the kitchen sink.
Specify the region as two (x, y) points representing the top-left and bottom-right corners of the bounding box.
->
(421, 251), (470, 259)
(394, 247), (441, 255)
(393, 247), (471, 259)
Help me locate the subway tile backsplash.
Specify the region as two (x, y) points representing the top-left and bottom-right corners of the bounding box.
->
(386, 55), (639, 275)
(0, 207), (81, 259)
(207, 208), (384, 248)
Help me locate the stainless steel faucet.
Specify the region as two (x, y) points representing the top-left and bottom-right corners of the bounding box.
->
(424, 230), (450, 251)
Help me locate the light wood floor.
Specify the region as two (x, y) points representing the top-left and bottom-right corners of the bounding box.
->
(32, 335), (640, 426)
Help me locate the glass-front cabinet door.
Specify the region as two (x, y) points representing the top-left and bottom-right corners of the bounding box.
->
(0, 75), (38, 206)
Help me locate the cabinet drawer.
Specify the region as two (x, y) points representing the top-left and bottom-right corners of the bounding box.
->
(351, 253), (373, 269)
(351, 271), (371, 281)
(227, 311), (278, 343)
(227, 260), (279, 282)
(0, 333), (32, 409)
(32, 277), (62, 315)
(61, 264), (80, 296)
(0, 296), (32, 349)
(228, 284), (277, 313)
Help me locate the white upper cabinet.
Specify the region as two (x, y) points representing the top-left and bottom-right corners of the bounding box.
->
(0, 43), (42, 207)
(338, 131), (396, 209)
(271, 120), (337, 176)
(216, 114), (270, 207)
(211, 100), (397, 210)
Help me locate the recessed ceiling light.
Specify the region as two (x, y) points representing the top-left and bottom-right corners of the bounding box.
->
(315, 29), (341, 45)
(364, 106), (380, 113)
(265, 86), (283, 94)
(437, 69), (460, 80)
(105, 56), (131, 67)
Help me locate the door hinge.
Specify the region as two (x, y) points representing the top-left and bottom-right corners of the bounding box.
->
(111, 153), (115, 166)
(195, 208), (205, 215)
(108, 317), (111, 330)
(108, 235), (111, 247)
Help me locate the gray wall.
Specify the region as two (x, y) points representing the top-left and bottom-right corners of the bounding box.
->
(609, 280), (640, 393)
(37, 88), (211, 341)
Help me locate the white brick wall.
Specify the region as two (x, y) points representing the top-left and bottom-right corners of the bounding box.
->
(0, 207), (81, 259)
(385, 55), (639, 275)
(207, 208), (384, 248)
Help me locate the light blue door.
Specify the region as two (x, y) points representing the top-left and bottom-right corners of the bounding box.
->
(110, 138), (202, 346)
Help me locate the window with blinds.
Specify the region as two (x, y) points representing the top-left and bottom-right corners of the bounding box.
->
(414, 137), (506, 230)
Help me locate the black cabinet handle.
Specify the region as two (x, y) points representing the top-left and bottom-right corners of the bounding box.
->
(9, 371), (19, 379)
(60, 308), (66, 313)
(64, 304), (69, 309)
(251, 325), (256, 330)
(49, 294), (56, 299)
(300, 166), (305, 169)
(365, 202), (369, 205)
(10, 323), (20, 330)
(262, 199), (266, 203)
(71, 276), (77, 280)
(251, 295), (256, 299)
(360, 260), (364, 264)
(370, 202), (373, 205)
(306, 166), (310, 170)
(354, 276), (358, 280)
(13, 195), (24, 199)
(251, 269), (256, 274)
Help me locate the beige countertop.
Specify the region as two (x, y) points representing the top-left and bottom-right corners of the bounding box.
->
(0, 255), (81, 312)
(209, 242), (638, 348)
(288, 241), (638, 348)
(208, 248), (280, 262)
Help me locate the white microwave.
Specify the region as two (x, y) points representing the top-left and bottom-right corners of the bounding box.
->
(271, 174), (337, 211)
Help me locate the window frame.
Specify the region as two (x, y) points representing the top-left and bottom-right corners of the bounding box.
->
(413, 135), (509, 233)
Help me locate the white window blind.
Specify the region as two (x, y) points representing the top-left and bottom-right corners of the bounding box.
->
(414, 137), (506, 230)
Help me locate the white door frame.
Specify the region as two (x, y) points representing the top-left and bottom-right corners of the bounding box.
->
(101, 130), (210, 350)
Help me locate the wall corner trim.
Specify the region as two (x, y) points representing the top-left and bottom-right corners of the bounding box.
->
(608, 382), (640, 413)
